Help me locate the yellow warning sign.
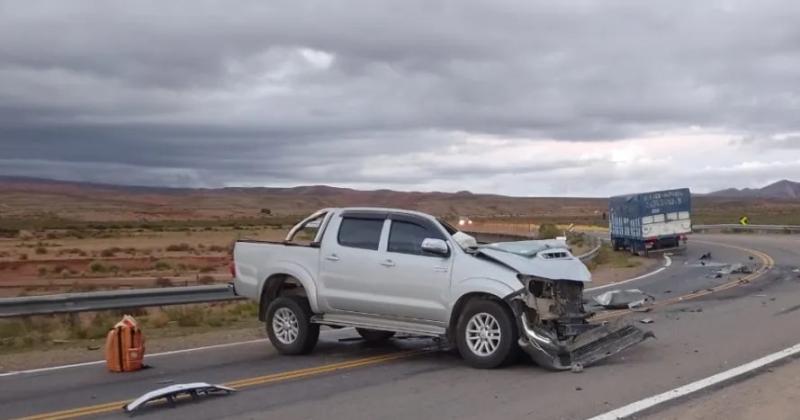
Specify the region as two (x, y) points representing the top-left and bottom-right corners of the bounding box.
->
(739, 216), (750, 225)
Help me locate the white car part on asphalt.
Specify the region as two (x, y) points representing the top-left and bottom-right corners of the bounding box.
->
(123, 382), (236, 413)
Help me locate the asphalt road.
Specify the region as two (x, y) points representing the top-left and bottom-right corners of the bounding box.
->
(3, 233), (798, 420)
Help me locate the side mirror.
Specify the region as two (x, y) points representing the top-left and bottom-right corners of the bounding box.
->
(421, 238), (450, 256)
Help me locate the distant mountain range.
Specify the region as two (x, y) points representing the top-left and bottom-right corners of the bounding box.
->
(1, 175), (798, 224)
(709, 180), (800, 199)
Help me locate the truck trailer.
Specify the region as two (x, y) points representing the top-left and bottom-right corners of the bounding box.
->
(609, 188), (692, 256)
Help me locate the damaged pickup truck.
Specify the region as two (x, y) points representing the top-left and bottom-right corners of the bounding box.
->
(232, 208), (650, 370)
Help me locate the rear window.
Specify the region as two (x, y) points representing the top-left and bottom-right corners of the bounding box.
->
(337, 217), (383, 250)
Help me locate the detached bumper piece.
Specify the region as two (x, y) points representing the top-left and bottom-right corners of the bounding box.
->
(518, 317), (653, 370)
(123, 382), (236, 415)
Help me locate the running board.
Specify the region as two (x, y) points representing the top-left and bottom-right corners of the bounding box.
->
(313, 313), (446, 337)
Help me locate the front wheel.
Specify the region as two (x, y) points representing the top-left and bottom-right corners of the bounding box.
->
(456, 299), (519, 369)
(265, 296), (320, 355)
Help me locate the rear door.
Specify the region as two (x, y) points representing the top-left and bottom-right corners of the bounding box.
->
(317, 212), (388, 314)
(370, 215), (453, 322)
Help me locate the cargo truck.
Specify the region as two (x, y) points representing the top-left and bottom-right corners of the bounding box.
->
(609, 188), (691, 256)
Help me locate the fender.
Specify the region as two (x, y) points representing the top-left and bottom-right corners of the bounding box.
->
(448, 276), (523, 313)
(257, 259), (320, 313)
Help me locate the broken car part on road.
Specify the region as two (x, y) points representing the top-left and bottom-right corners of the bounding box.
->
(123, 382), (236, 414)
(484, 241), (653, 370)
(593, 289), (656, 310)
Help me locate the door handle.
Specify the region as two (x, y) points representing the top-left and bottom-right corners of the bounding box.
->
(325, 254), (340, 262)
(380, 259), (396, 268)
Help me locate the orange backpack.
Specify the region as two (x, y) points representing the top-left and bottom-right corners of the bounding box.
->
(105, 315), (145, 372)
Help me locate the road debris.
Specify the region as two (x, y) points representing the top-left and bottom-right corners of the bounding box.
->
(593, 289), (655, 309)
(640, 318), (654, 324)
(571, 363), (584, 374)
(123, 382), (236, 414)
(680, 307), (703, 313)
(712, 263), (754, 278)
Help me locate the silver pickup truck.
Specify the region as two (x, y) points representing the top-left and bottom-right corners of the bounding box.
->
(232, 207), (649, 370)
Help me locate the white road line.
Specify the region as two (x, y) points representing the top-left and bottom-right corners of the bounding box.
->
(585, 254), (672, 292)
(0, 328), (355, 378)
(587, 341), (800, 420)
(0, 339), (267, 378)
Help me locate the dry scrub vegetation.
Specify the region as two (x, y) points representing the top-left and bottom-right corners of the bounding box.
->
(0, 224), (287, 297)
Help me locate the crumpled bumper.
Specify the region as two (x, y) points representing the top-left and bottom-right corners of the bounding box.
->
(518, 315), (654, 370)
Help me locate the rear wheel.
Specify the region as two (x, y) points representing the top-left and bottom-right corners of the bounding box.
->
(456, 299), (519, 369)
(356, 328), (396, 343)
(265, 296), (319, 355)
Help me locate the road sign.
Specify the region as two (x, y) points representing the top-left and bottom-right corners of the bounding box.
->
(739, 216), (750, 225)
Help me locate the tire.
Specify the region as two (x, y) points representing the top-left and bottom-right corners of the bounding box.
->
(356, 328), (396, 343)
(265, 296), (320, 355)
(455, 299), (519, 369)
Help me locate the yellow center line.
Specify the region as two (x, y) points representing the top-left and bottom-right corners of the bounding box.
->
(13, 349), (429, 420)
(593, 240), (775, 322)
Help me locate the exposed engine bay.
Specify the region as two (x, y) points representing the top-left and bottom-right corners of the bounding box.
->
(476, 240), (653, 370)
(508, 276), (653, 370)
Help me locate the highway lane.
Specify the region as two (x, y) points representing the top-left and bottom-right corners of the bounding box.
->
(3, 234), (796, 420)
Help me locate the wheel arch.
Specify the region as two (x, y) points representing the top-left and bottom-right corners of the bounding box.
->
(447, 288), (517, 343)
(257, 269), (318, 321)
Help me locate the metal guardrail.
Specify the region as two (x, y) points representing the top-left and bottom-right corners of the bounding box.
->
(578, 237), (603, 262)
(1, 231), (603, 318)
(693, 224), (800, 233)
(0, 285), (242, 318)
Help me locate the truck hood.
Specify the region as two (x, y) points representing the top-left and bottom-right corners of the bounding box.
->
(476, 240), (592, 283)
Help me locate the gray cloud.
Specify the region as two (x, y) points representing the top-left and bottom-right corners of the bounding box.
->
(1, 0), (799, 195)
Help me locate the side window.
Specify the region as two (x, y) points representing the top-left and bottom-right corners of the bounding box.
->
(388, 220), (440, 256)
(337, 217), (383, 250)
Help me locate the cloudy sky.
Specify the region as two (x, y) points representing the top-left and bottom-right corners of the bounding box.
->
(1, 0), (799, 197)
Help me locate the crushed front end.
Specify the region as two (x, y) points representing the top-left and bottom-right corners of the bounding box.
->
(507, 276), (653, 370)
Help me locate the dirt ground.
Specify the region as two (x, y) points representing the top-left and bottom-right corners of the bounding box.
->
(0, 227), (286, 296)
